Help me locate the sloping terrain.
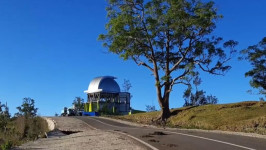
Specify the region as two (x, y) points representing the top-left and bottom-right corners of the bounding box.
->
(115, 101), (266, 135)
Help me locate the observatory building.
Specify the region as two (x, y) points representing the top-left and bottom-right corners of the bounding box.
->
(84, 76), (130, 115)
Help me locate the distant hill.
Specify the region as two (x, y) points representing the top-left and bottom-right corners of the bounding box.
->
(115, 101), (266, 135)
(131, 109), (145, 114)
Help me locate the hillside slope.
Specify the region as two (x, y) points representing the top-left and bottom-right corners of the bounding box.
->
(115, 101), (266, 135)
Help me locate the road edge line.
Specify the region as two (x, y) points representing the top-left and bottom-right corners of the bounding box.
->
(100, 117), (266, 139)
(75, 117), (98, 130)
(99, 117), (257, 150)
(110, 130), (159, 150)
(164, 130), (256, 150)
(84, 117), (158, 150)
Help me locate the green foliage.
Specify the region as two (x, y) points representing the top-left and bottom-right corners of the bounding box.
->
(0, 98), (48, 149)
(183, 90), (218, 106)
(99, 0), (237, 119)
(183, 76), (218, 106)
(1, 141), (12, 150)
(15, 97), (38, 118)
(240, 37), (266, 96)
(72, 97), (84, 111)
(100, 0), (237, 74)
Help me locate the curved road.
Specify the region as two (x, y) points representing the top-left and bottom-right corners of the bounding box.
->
(75, 116), (266, 150)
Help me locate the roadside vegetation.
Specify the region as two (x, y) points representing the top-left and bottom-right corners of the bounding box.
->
(114, 101), (266, 135)
(240, 37), (266, 98)
(0, 98), (48, 150)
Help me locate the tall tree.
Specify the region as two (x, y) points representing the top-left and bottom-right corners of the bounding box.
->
(15, 97), (38, 117)
(99, 0), (237, 121)
(240, 37), (266, 96)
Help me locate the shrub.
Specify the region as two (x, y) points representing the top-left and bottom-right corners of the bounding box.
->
(1, 141), (12, 150)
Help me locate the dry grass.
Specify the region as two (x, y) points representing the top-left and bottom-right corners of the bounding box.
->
(0, 116), (49, 149)
(114, 101), (266, 135)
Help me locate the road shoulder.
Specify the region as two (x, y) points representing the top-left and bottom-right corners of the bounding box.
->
(16, 117), (148, 150)
(100, 116), (266, 139)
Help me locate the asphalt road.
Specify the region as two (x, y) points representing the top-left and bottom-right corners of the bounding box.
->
(75, 116), (266, 150)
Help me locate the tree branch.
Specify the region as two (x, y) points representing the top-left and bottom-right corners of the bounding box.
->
(169, 38), (193, 73)
(132, 57), (154, 72)
(165, 69), (190, 93)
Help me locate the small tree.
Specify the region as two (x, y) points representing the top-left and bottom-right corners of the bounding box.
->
(183, 77), (218, 106)
(146, 105), (156, 112)
(240, 37), (266, 96)
(99, 0), (237, 121)
(0, 101), (10, 132)
(206, 95), (218, 104)
(15, 97), (38, 118)
(183, 90), (218, 106)
(122, 79), (133, 100)
(122, 79), (132, 92)
(72, 97), (84, 111)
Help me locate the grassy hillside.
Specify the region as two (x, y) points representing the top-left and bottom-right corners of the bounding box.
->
(114, 101), (266, 135)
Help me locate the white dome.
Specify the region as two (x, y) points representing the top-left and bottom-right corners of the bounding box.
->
(84, 76), (120, 94)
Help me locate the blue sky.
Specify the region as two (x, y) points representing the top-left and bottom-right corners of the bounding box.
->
(0, 0), (265, 116)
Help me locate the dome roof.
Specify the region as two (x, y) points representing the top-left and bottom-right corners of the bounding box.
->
(84, 76), (120, 94)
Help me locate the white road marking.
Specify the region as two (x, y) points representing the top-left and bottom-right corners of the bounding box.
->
(88, 117), (257, 150)
(111, 130), (159, 150)
(89, 117), (138, 129)
(164, 130), (256, 150)
(84, 117), (158, 150)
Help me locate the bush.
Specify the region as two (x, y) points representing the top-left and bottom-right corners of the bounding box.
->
(15, 116), (48, 139)
(0, 116), (49, 149)
(1, 141), (12, 150)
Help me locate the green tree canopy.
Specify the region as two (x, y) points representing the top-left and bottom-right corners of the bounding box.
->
(240, 37), (266, 96)
(99, 0), (237, 121)
(15, 97), (38, 117)
(72, 97), (84, 111)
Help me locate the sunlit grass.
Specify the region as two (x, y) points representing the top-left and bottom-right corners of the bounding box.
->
(114, 101), (266, 135)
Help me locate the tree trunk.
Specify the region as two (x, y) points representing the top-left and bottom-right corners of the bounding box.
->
(152, 58), (171, 122)
(157, 89), (171, 122)
(159, 98), (170, 121)
(154, 75), (171, 122)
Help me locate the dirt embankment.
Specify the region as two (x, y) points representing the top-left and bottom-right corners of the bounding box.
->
(17, 117), (147, 150)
